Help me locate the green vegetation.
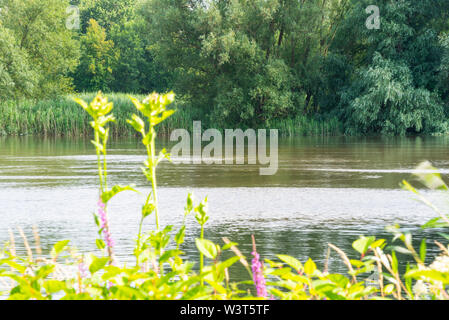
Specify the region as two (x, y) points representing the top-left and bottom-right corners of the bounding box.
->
(0, 93), (199, 137)
(1, 92), (448, 300)
(1, 0), (449, 135)
(0, 0), (79, 99)
(0, 94), (341, 136)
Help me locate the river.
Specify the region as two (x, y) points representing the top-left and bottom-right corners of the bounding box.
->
(1, 135), (448, 280)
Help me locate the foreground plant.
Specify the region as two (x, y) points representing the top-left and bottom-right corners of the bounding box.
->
(0, 92), (448, 300)
(73, 93), (137, 264)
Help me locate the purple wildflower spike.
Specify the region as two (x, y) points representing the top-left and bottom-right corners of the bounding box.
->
(251, 235), (267, 298)
(98, 199), (115, 263)
(78, 260), (89, 279)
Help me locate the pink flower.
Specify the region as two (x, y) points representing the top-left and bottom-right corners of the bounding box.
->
(78, 261), (89, 278)
(98, 200), (115, 250)
(251, 235), (267, 298)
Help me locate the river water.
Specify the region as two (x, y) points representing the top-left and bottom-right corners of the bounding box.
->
(1, 135), (449, 279)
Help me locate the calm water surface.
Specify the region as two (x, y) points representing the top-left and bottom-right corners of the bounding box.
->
(1, 136), (449, 278)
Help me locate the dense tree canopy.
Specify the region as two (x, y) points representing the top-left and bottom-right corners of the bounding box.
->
(0, 0), (79, 99)
(74, 18), (119, 92)
(0, 25), (36, 101)
(334, 0), (449, 134)
(1, 0), (449, 135)
(140, 0), (351, 127)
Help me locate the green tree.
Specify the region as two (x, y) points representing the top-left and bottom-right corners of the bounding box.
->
(1, 0), (79, 98)
(108, 8), (172, 93)
(141, 0), (350, 127)
(75, 19), (119, 92)
(0, 24), (37, 101)
(334, 0), (449, 134)
(79, 0), (135, 33)
(73, 0), (171, 94)
(341, 53), (446, 135)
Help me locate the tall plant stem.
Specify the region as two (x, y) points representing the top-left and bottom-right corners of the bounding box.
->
(95, 131), (104, 193)
(146, 132), (160, 232)
(200, 225), (204, 286)
(103, 149), (108, 191)
(136, 216), (144, 266)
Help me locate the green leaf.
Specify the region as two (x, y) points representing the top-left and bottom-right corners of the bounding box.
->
(405, 270), (449, 284)
(391, 251), (398, 274)
(352, 236), (375, 255)
(413, 161), (448, 190)
(438, 233), (449, 241)
(217, 256), (240, 271)
(89, 256), (109, 274)
(195, 238), (218, 260)
(127, 114), (145, 134)
(304, 258), (317, 276)
(370, 239), (386, 249)
(90, 140), (104, 153)
(350, 259), (365, 268)
(277, 255), (303, 272)
(312, 280), (336, 292)
(51, 240), (70, 259)
(36, 265), (55, 279)
(159, 249), (183, 263)
(384, 284), (395, 295)
(389, 246), (412, 255)
(102, 266), (122, 280)
(419, 239), (426, 263)
(421, 217), (447, 229)
(96, 239), (106, 250)
(129, 96), (145, 112)
(222, 241), (238, 251)
(44, 280), (66, 294)
(142, 134), (151, 146)
(327, 274), (349, 288)
(269, 267), (292, 276)
(101, 185), (138, 204)
(152, 110), (176, 126)
(175, 226), (186, 245)
(142, 203), (155, 218)
(1, 260), (26, 274)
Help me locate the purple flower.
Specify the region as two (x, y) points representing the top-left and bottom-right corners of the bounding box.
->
(98, 200), (115, 251)
(78, 261), (89, 279)
(251, 235), (267, 298)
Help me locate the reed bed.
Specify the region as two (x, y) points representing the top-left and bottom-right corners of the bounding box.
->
(0, 94), (343, 137)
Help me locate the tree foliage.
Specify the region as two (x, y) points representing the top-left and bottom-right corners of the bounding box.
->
(141, 0), (351, 127)
(1, 0), (449, 135)
(334, 0), (449, 134)
(74, 19), (119, 92)
(0, 25), (36, 101)
(0, 0), (79, 99)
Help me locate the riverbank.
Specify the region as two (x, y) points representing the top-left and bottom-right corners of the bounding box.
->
(0, 94), (343, 137)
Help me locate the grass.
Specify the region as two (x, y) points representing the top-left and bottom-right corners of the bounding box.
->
(0, 93), (198, 137)
(0, 93), (343, 137)
(267, 115), (343, 136)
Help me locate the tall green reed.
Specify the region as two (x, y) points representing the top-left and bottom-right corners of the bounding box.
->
(0, 94), (343, 137)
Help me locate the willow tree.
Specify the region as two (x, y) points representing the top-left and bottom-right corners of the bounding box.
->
(335, 0), (449, 135)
